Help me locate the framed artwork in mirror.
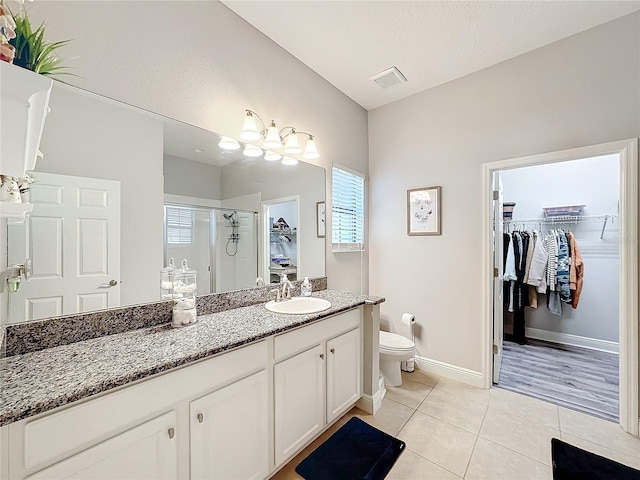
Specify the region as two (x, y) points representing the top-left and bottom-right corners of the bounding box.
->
(407, 186), (441, 236)
(317, 201), (326, 238)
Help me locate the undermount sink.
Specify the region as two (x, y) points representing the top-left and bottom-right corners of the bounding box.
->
(265, 296), (332, 314)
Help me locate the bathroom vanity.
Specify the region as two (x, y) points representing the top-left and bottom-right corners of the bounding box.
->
(0, 288), (383, 479)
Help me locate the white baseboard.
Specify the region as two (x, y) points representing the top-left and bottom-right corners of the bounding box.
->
(356, 387), (385, 415)
(414, 355), (484, 388)
(525, 327), (619, 354)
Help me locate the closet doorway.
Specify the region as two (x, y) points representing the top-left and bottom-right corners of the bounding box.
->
(482, 139), (638, 435)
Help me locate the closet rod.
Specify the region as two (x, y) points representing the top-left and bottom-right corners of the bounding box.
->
(503, 214), (618, 239)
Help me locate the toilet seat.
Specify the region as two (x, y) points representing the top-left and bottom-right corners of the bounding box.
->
(379, 331), (414, 353)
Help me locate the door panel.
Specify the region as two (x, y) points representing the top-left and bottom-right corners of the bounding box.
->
(327, 328), (361, 423)
(8, 172), (120, 323)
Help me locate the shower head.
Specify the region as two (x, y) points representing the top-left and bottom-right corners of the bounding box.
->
(223, 212), (235, 220)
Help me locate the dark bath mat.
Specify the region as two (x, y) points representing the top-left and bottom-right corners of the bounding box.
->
(295, 417), (405, 480)
(551, 437), (640, 480)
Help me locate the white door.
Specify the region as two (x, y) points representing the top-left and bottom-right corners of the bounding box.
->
(234, 211), (257, 289)
(274, 344), (325, 466)
(7, 173), (120, 322)
(326, 328), (361, 423)
(26, 412), (177, 480)
(190, 370), (269, 480)
(492, 172), (504, 384)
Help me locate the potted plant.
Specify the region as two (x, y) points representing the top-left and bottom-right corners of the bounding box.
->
(7, 5), (72, 77)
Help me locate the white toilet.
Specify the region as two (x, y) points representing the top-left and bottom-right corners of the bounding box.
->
(379, 331), (416, 387)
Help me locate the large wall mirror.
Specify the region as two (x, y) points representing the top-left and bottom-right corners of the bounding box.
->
(3, 82), (325, 324)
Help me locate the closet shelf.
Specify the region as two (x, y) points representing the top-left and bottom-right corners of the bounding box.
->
(504, 214), (618, 240)
(503, 214), (617, 224)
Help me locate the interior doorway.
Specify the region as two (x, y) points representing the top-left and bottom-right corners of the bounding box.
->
(261, 196), (300, 285)
(493, 155), (620, 421)
(482, 139), (638, 435)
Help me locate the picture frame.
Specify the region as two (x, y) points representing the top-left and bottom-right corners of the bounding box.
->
(407, 186), (442, 236)
(316, 201), (326, 238)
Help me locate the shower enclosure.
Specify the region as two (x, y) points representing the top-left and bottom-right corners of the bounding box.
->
(164, 205), (258, 295)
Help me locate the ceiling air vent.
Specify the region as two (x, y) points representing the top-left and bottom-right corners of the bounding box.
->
(370, 66), (407, 90)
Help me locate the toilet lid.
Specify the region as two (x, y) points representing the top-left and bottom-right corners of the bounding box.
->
(379, 331), (414, 351)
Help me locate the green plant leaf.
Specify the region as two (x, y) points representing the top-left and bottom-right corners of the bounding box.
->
(7, 8), (73, 78)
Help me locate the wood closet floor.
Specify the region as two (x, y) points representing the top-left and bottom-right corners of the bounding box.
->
(497, 339), (618, 422)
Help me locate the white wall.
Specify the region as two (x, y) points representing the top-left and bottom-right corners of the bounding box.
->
(28, 1), (369, 294)
(35, 85), (164, 307)
(500, 154), (620, 343)
(369, 13), (639, 373)
(164, 155), (221, 201)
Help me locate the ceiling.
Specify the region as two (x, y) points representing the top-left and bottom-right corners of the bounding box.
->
(222, 1), (640, 111)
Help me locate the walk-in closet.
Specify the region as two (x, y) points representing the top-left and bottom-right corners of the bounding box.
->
(494, 154), (620, 422)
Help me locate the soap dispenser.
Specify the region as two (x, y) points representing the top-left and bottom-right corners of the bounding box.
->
(301, 277), (312, 297)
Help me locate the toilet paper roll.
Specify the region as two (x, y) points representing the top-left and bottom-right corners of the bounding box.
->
(402, 313), (415, 327)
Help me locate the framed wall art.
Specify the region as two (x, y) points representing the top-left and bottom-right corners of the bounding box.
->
(407, 186), (442, 236)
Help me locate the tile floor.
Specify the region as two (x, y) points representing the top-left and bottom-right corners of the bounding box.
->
(272, 369), (640, 479)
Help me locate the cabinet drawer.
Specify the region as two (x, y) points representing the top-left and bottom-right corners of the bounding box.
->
(273, 308), (361, 362)
(22, 341), (267, 470)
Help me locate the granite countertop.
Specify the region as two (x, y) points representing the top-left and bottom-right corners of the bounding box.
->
(0, 290), (384, 427)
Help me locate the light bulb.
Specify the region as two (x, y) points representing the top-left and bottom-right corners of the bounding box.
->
(243, 144), (263, 158)
(283, 130), (302, 154)
(263, 120), (283, 149)
(240, 111), (261, 141)
(218, 136), (240, 150)
(302, 136), (319, 159)
(264, 151), (283, 161)
(281, 156), (299, 166)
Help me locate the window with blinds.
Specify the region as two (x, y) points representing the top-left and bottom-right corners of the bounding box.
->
(166, 207), (193, 245)
(331, 165), (365, 252)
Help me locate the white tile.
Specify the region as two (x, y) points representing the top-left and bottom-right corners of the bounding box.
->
(403, 369), (440, 387)
(354, 398), (415, 436)
(490, 388), (559, 429)
(418, 387), (488, 434)
(386, 378), (433, 409)
(560, 433), (640, 470)
(386, 449), (461, 480)
(480, 407), (560, 466)
(558, 407), (640, 460)
(399, 411), (476, 477)
(465, 437), (552, 480)
(435, 377), (492, 406)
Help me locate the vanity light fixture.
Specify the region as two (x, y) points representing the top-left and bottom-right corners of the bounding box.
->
(281, 156), (298, 166)
(239, 109), (320, 160)
(218, 136), (240, 150)
(264, 151), (282, 161)
(243, 144), (263, 158)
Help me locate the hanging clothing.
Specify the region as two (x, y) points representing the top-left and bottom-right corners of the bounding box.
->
(567, 231), (585, 309)
(557, 231), (572, 303)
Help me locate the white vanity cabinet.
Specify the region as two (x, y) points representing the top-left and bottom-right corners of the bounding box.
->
(190, 370), (269, 480)
(25, 411), (178, 480)
(2, 306), (367, 480)
(4, 341), (269, 480)
(273, 308), (362, 467)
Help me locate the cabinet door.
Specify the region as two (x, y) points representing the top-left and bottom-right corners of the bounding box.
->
(274, 344), (325, 466)
(190, 370), (269, 480)
(327, 328), (361, 423)
(26, 411), (177, 480)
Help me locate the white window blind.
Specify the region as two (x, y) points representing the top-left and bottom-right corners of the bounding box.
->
(332, 165), (365, 252)
(166, 207), (193, 245)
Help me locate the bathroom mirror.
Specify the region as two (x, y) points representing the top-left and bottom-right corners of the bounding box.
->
(3, 81), (325, 324)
